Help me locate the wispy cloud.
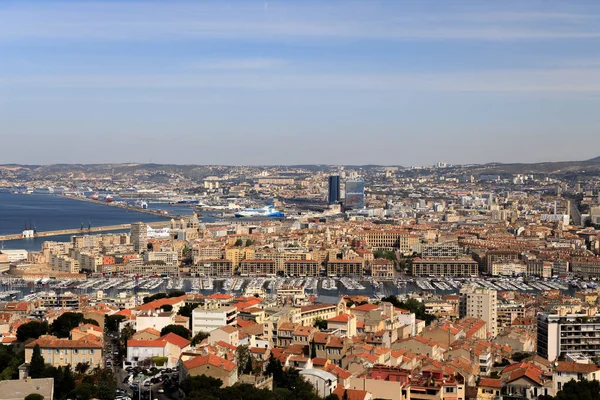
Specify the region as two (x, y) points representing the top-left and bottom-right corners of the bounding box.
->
(3, 67), (600, 93)
(187, 58), (286, 70)
(0, 2), (599, 42)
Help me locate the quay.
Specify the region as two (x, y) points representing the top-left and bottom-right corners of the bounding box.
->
(58, 195), (181, 218)
(0, 221), (171, 241)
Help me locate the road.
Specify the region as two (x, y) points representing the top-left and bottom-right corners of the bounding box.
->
(570, 199), (582, 226)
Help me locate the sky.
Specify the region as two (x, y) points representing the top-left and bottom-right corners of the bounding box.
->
(1, 0), (600, 166)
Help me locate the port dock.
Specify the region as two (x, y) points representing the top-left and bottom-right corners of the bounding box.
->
(0, 221), (171, 241)
(58, 195), (182, 218)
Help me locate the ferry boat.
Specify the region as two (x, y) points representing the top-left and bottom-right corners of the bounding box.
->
(234, 205), (285, 218)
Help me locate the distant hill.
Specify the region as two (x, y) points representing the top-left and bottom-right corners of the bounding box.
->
(1, 158), (600, 179)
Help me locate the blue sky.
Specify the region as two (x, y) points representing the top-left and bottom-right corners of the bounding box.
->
(1, 1), (600, 166)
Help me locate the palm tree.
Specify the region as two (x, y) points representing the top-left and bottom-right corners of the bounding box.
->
(75, 362), (90, 375)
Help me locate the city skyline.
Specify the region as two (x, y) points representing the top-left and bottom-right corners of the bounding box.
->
(2, 1), (600, 165)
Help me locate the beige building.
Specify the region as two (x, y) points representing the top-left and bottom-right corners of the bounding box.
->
(370, 259), (394, 279)
(357, 230), (419, 254)
(240, 259), (276, 276)
(225, 247), (255, 268)
(461, 286), (498, 338)
(192, 245), (223, 262)
(412, 258), (478, 277)
(327, 259), (364, 276)
(181, 354), (238, 387)
(25, 335), (103, 368)
(284, 260), (320, 277)
(49, 254), (79, 274)
(190, 260), (233, 277)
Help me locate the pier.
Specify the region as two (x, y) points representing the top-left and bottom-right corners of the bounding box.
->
(58, 195), (182, 218)
(0, 221), (171, 241)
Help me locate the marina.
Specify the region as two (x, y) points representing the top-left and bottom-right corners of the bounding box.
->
(0, 275), (580, 305)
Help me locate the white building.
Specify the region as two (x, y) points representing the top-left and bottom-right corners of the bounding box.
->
(299, 369), (338, 398)
(553, 361), (600, 393)
(538, 309), (600, 361)
(0, 249), (28, 262)
(145, 251), (178, 266)
(461, 286), (498, 338)
(135, 310), (176, 333)
(192, 303), (237, 336)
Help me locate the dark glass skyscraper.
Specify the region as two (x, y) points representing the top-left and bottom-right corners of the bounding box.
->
(345, 179), (365, 209)
(328, 175), (341, 204)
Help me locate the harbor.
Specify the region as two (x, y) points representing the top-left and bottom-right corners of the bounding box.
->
(0, 220), (172, 242)
(0, 275), (581, 304)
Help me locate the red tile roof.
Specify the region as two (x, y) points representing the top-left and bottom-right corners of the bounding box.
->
(127, 339), (166, 348)
(27, 336), (102, 349)
(183, 354), (236, 372)
(160, 332), (190, 349)
(479, 378), (503, 388)
(328, 313), (354, 323)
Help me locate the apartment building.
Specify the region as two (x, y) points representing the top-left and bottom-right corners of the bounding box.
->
(537, 309), (600, 361)
(357, 230), (418, 254)
(49, 254), (79, 274)
(460, 286), (498, 338)
(412, 258), (478, 277)
(284, 260), (320, 277)
(327, 259), (364, 276)
(225, 247), (255, 268)
(192, 303), (237, 335)
(190, 260), (233, 277)
(25, 335), (103, 368)
(485, 250), (520, 274)
(192, 246), (223, 262)
(240, 260), (277, 276)
(571, 258), (600, 278)
(145, 251), (178, 266)
(370, 259), (394, 279)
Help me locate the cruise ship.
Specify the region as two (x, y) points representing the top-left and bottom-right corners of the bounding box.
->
(234, 205), (285, 218)
(170, 199), (200, 205)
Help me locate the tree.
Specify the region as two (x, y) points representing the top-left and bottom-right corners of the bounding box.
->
(236, 345), (252, 375)
(246, 239), (253, 246)
(24, 395), (44, 400)
(105, 315), (125, 332)
(244, 354), (254, 374)
(541, 378), (600, 400)
(50, 312), (88, 338)
(324, 395), (339, 400)
(313, 317), (327, 330)
(75, 361), (90, 375)
(29, 344), (45, 378)
(96, 369), (117, 400)
(235, 239), (243, 246)
(143, 292), (168, 304)
(61, 365), (76, 396)
(191, 331), (210, 346)
(120, 322), (135, 346)
(381, 296), (436, 325)
(68, 383), (97, 400)
(17, 321), (48, 342)
(160, 324), (191, 340)
(162, 304), (173, 312)
(0, 345), (24, 380)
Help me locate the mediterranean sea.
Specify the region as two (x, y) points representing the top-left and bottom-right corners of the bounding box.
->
(0, 193), (196, 251)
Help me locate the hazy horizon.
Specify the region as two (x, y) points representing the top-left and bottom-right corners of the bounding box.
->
(2, 1), (600, 165)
